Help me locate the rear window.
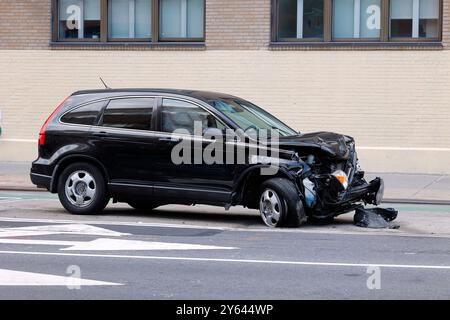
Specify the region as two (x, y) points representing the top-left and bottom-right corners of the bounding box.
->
(60, 101), (106, 125)
(102, 98), (154, 130)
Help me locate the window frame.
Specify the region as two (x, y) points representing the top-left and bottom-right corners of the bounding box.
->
(99, 97), (157, 131)
(156, 97), (229, 137)
(51, 0), (205, 43)
(271, 0), (443, 44)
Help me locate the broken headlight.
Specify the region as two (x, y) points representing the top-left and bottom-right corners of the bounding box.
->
(331, 170), (349, 190)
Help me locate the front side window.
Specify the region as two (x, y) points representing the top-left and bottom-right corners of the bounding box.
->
(333, 0), (381, 39)
(102, 98), (154, 130)
(108, 0), (152, 39)
(58, 0), (101, 40)
(159, 0), (204, 39)
(277, 0), (324, 40)
(390, 0), (440, 39)
(209, 99), (297, 137)
(161, 99), (224, 135)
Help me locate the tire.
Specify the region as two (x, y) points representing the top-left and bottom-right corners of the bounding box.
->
(259, 178), (307, 228)
(127, 201), (160, 211)
(57, 162), (110, 215)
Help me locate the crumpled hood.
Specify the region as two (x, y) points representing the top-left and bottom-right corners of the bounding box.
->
(275, 131), (354, 159)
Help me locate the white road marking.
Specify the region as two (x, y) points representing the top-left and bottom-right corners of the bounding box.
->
(0, 224), (130, 238)
(0, 250), (449, 270)
(0, 216), (448, 239)
(0, 268), (121, 286)
(0, 238), (236, 251)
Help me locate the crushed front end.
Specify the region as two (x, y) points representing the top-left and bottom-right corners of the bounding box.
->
(284, 133), (385, 220)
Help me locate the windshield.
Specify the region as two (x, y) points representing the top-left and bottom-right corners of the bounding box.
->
(209, 98), (297, 137)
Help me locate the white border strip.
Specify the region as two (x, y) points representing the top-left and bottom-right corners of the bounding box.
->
(0, 250), (449, 270)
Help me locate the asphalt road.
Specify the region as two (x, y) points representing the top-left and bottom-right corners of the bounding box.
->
(0, 191), (449, 299)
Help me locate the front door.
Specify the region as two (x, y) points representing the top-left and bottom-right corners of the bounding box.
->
(152, 98), (235, 204)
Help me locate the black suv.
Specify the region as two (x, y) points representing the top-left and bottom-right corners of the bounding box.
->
(30, 89), (383, 228)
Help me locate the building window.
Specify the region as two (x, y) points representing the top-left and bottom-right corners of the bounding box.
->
(390, 0), (440, 39)
(272, 0), (442, 43)
(52, 0), (205, 43)
(108, 0), (152, 39)
(333, 0), (381, 39)
(277, 0), (324, 40)
(58, 0), (101, 40)
(159, 0), (204, 40)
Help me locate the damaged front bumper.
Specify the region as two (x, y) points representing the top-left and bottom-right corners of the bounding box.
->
(314, 174), (384, 218)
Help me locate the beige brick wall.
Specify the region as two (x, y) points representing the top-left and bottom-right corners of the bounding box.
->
(205, 0), (270, 49)
(0, 0), (449, 50)
(0, 0), (50, 50)
(0, 49), (450, 173)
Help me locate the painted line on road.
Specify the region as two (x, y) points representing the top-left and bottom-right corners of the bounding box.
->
(0, 216), (449, 239)
(0, 250), (449, 270)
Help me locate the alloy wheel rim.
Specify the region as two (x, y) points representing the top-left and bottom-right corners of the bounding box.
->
(259, 188), (282, 227)
(65, 170), (96, 208)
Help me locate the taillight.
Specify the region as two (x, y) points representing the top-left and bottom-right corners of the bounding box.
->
(38, 97), (68, 146)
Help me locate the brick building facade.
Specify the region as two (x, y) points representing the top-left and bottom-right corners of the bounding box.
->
(0, 0), (449, 173)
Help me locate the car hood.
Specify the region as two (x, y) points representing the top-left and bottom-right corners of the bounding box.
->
(274, 131), (354, 159)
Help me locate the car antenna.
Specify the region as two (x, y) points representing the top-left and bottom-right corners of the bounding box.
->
(99, 77), (111, 90)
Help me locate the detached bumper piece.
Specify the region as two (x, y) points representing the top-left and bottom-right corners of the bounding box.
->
(354, 207), (399, 229)
(344, 177), (384, 206)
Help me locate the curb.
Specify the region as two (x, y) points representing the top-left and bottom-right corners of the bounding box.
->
(0, 186), (449, 205)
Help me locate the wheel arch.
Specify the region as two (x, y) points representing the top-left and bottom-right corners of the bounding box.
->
(50, 155), (110, 193)
(233, 165), (300, 209)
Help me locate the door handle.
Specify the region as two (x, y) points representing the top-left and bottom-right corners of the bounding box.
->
(158, 137), (181, 143)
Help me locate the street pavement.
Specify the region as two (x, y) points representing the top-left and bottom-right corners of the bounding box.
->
(0, 191), (449, 299)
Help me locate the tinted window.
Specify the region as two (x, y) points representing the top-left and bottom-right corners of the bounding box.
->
(102, 98), (154, 130)
(60, 101), (105, 125)
(161, 99), (224, 135)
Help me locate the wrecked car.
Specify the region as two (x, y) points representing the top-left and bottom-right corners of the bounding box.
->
(30, 89), (384, 228)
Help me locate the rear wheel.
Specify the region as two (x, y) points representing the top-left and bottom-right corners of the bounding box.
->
(259, 178), (307, 228)
(57, 162), (109, 215)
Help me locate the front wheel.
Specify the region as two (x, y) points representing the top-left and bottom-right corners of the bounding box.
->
(259, 178), (307, 228)
(57, 162), (110, 215)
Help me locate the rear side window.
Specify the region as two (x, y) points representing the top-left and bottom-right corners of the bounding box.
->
(60, 101), (105, 125)
(102, 98), (154, 130)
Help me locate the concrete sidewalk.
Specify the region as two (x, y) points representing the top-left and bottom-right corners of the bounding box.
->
(0, 161), (449, 203)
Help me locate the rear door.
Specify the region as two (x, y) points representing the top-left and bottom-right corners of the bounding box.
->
(90, 97), (158, 196)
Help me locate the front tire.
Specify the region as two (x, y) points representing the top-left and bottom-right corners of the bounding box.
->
(57, 162), (109, 215)
(259, 178), (307, 228)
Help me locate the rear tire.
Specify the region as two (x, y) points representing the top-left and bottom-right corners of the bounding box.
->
(57, 162), (109, 215)
(259, 178), (307, 228)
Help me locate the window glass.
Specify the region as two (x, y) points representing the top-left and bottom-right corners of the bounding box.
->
(278, 0), (324, 39)
(390, 0), (439, 38)
(419, 0), (439, 38)
(209, 99), (297, 137)
(59, 0), (101, 39)
(61, 101), (105, 125)
(108, 0), (152, 38)
(160, 0), (204, 39)
(102, 98), (154, 130)
(161, 99), (223, 135)
(332, 0), (381, 39)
